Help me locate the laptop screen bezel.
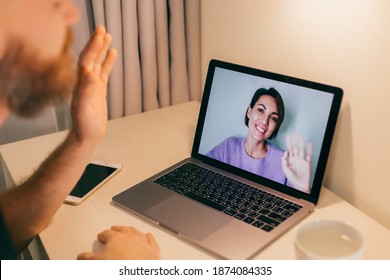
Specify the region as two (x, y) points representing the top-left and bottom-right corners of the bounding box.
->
(191, 59), (343, 205)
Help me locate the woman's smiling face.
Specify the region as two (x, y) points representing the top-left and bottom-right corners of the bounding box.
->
(246, 94), (280, 142)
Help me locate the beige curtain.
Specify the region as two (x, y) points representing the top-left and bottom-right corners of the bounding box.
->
(73, 0), (201, 119)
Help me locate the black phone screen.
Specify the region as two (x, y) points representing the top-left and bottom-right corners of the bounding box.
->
(70, 163), (118, 198)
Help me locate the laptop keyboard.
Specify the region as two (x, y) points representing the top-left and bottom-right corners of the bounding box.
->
(153, 162), (302, 232)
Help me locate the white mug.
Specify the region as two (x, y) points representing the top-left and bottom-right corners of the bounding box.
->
(294, 219), (365, 260)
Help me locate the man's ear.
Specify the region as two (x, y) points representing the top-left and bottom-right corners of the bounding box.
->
(0, 98), (11, 126)
(0, 30), (6, 59)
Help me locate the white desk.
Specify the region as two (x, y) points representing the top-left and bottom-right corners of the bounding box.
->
(1, 101), (389, 259)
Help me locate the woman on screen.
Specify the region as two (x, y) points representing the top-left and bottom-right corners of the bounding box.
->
(206, 88), (312, 193)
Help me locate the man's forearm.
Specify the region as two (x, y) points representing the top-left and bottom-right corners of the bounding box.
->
(0, 130), (99, 252)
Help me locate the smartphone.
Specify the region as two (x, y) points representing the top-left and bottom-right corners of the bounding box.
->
(65, 160), (122, 205)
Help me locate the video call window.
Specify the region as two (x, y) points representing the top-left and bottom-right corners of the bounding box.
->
(198, 67), (334, 194)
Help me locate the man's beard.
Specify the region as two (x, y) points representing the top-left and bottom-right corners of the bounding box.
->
(0, 29), (76, 118)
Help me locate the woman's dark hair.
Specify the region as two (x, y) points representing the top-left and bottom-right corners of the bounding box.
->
(244, 87), (285, 140)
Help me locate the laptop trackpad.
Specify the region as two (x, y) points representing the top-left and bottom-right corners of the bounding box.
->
(145, 194), (230, 241)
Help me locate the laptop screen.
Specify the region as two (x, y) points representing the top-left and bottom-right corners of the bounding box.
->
(192, 60), (343, 204)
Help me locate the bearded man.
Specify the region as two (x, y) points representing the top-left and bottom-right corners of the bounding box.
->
(0, 0), (159, 260)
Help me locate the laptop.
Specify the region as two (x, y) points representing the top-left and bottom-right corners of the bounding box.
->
(113, 59), (343, 259)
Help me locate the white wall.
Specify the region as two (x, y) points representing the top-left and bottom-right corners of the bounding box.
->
(201, 0), (390, 229)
